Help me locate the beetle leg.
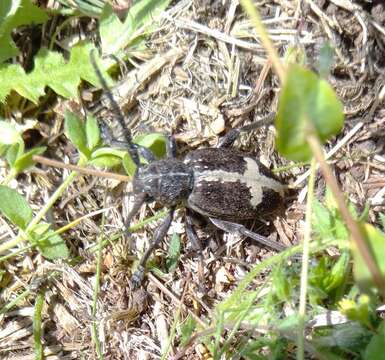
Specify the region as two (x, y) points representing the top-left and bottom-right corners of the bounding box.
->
(209, 217), (286, 252)
(217, 113), (275, 148)
(186, 209), (207, 287)
(124, 193), (146, 233)
(131, 207), (175, 288)
(166, 135), (177, 158)
(185, 209), (202, 251)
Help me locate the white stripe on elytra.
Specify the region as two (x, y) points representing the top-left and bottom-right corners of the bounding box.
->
(194, 158), (283, 207)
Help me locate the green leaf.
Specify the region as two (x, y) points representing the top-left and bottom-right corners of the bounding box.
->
(0, 185), (33, 229)
(364, 321), (385, 360)
(122, 152), (137, 176)
(325, 251), (350, 292)
(30, 224), (69, 259)
(352, 222), (385, 295)
(32, 49), (78, 98)
(276, 64), (344, 162)
(99, 3), (130, 55)
(14, 146), (46, 173)
(89, 155), (122, 168)
(0, 42), (111, 103)
(0, 0), (48, 63)
(312, 199), (333, 238)
(271, 263), (291, 301)
(166, 232), (181, 272)
(179, 314), (196, 347)
(134, 133), (167, 158)
(86, 116), (100, 151)
(64, 111), (90, 157)
(99, 0), (172, 55)
(91, 147), (127, 168)
(6, 143), (21, 167)
(91, 147), (126, 159)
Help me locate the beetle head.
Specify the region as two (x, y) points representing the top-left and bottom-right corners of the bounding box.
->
(133, 159), (193, 206)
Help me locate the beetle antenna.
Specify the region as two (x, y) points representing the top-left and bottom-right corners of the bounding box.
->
(90, 50), (140, 166)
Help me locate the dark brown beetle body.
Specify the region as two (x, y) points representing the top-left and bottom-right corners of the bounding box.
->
(90, 52), (286, 287)
(132, 147), (284, 221)
(185, 148), (283, 220)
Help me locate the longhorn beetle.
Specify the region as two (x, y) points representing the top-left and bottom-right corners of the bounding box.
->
(90, 52), (287, 287)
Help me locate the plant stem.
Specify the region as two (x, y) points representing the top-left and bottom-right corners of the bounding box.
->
(33, 291), (45, 360)
(297, 158), (316, 360)
(307, 134), (385, 296)
(91, 195), (106, 359)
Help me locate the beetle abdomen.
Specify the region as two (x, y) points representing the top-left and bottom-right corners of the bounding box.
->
(185, 148), (283, 220)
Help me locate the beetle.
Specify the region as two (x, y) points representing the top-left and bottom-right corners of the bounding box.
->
(90, 53), (287, 287)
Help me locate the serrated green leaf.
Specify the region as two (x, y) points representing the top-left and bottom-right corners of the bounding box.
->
(0, 0), (48, 63)
(99, 0), (172, 55)
(166, 232), (181, 272)
(30, 224), (70, 259)
(64, 111), (90, 157)
(122, 152), (137, 176)
(352, 223), (385, 295)
(14, 146), (46, 173)
(0, 185), (33, 229)
(89, 155), (122, 168)
(134, 133), (167, 158)
(99, 3), (130, 55)
(0, 42), (111, 104)
(33, 49), (78, 98)
(86, 116), (100, 151)
(276, 64), (344, 162)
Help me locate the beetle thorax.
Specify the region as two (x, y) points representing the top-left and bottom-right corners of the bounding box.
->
(133, 159), (194, 206)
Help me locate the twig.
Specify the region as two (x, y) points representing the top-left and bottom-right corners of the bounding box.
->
(32, 155), (130, 182)
(166, 15), (265, 57)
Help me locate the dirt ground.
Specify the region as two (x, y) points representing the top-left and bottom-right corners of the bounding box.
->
(1, 0), (385, 359)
